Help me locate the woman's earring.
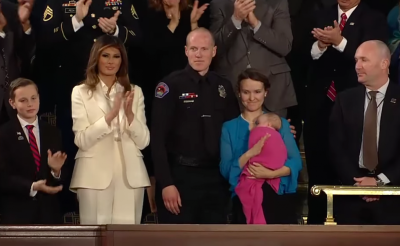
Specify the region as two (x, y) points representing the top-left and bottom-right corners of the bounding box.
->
(264, 94), (267, 97)
(238, 94), (241, 97)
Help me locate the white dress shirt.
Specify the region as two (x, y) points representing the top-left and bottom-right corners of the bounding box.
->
(311, 5), (357, 60)
(358, 80), (390, 184)
(17, 115), (60, 197)
(71, 15), (119, 37)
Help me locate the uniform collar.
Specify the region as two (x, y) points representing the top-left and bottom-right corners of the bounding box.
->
(185, 65), (209, 84)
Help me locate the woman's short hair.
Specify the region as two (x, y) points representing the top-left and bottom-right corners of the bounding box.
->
(149, 0), (189, 11)
(84, 35), (131, 93)
(237, 68), (271, 91)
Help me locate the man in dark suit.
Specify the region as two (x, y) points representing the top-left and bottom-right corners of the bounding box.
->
(0, 78), (66, 224)
(304, 0), (389, 224)
(0, 0), (35, 125)
(329, 40), (400, 225)
(210, 0), (297, 117)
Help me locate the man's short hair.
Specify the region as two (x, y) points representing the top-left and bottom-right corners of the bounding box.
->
(186, 27), (215, 46)
(9, 78), (39, 100)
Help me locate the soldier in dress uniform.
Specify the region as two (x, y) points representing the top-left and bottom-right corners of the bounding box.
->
(40, 0), (141, 86)
(35, 0), (142, 214)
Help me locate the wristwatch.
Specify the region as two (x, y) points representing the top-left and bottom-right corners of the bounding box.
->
(375, 177), (385, 186)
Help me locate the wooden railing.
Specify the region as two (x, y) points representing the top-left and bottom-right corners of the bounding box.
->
(311, 185), (400, 225)
(2, 225), (400, 246)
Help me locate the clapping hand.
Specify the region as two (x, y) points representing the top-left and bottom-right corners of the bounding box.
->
(105, 91), (123, 125)
(98, 11), (120, 34)
(33, 180), (63, 194)
(47, 149), (67, 175)
(18, 0), (34, 25)
(124, 90), (135, 124)
(75, 0), (92, 22)
(245, 11), (259, 29)
(311, 20), (343, 46)
(233, 0), (256, 21)
(190, 0), (209, 25)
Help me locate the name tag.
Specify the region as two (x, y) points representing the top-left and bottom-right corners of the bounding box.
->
(65, 8), (76, 13)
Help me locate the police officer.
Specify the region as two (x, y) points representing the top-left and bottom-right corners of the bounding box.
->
(36, 0), (142, 213)
(151, 28), (240, 224)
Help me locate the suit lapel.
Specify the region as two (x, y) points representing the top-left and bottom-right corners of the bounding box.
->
(341, 3), (363, 37)
(254, 0), (269, 25)
(324, 4), (338, 27)
(378, 82), (398, 156)
(93, 83), (110, 114)
(352, 86), (366, 153)
(11, 119), (37, 174)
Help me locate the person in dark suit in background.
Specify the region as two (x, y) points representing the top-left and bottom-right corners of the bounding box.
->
(286, 0), (335, 145)
(329, 40), (400, 225)
(0, 0), (35, 125)
(0, 78), (67, 224)
(304, 0), (388, 224)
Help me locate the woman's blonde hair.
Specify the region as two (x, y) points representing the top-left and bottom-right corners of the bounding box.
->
(83, 35), (131, 93)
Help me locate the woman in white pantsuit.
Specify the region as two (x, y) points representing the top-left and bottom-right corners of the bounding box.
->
(70, 35), (150, 224)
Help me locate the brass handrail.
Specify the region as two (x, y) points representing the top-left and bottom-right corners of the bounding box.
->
(310, 185), (400, 225)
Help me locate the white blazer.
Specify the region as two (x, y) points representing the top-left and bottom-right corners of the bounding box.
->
(69, 83), (150, 191)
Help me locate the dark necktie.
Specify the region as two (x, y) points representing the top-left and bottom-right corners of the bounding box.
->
(199, 77), (218, 157)
(327, 13), (347, 101)
(363, 91), (378, 171)
(26, 125), (41, 173)
(0, 37), (9, 88)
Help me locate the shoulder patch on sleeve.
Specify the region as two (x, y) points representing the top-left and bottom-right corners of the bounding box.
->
(155, 82), (169, 98)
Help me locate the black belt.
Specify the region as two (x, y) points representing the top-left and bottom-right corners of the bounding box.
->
(168, 154), (219, 168)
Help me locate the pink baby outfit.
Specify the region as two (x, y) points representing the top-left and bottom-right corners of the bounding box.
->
(235, 126), (287, 224)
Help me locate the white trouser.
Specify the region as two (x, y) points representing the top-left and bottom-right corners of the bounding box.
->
(77, 142), (144, 224)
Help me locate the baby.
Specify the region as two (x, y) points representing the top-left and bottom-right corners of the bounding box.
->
(235, 113), (287, 224)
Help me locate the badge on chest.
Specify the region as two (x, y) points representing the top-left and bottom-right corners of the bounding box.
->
(62, 1), (76, 14)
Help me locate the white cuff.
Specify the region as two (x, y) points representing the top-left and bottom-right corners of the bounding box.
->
(333, 37), (347, 52)
(311, 41), (327, 60)
(72, 15), (84, 32)
(231, 16), (242, 29)
(252, 21), (261, 33)
(25, 28), (32, 35)
(0, 31), (5, 38)
(51, 170), (61, 179)
(113, 25), (119, 37)
(377, 173), (390, 185)
(30, 183), (38, 197)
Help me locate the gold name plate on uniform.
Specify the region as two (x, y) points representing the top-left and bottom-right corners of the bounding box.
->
(65, 8), (76, 13)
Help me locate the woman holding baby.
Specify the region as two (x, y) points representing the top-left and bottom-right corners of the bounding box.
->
(220, 68), (302, 224)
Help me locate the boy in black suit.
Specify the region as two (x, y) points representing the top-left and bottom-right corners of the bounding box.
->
(0, 78), (67, 224)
